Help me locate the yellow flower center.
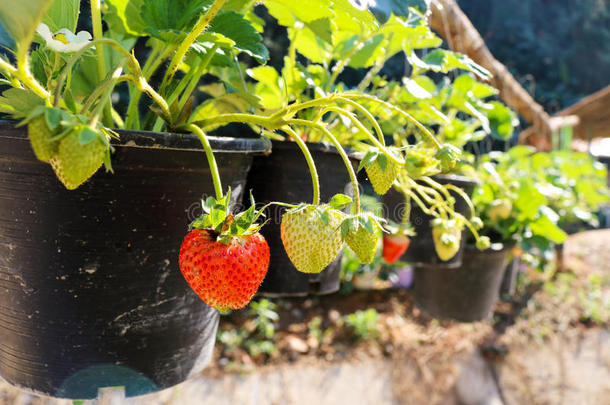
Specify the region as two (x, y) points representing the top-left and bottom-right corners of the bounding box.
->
(52, 33), (70, 45)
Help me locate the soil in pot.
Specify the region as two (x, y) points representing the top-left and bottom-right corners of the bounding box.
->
(412, 244), (510, 322)
(245, 140), (360, 297)
(0, 122), (270, 399)
(381, 175), (478, 268)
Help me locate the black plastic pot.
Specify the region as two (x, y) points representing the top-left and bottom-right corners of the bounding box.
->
(245, 141), (360, 297)
(381, 175), (478, 268)
(413, 244), (510, 322)
(0, 122), (270, 399)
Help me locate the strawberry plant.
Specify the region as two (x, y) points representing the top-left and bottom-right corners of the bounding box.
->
(0, 0), (453, 309)
(472, 146), (609, 268)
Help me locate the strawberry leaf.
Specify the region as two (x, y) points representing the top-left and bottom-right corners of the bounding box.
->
(208, 11), (269, 63)
(329, 194), (352, 210)
(141, 0), (214, 43)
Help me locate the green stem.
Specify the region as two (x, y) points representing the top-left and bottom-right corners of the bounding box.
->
(342, 93), (442, 150)
(420, 176), (453, 205)
(81, 70), (127, 114)
(160, 0), (227, 94)
(252, 201), (299, 223)
(327, 34), (371, 91)
(188, 124), (223, 200)
(443, 183), (476, 218)
(199, 113), (282, 131)
(15, 47), (50, 101)
(402, 194), (411, 226)
(90, 0), (112, 126)
(290, 119), (360, 214)
(125, 45), (174, 129)
(288, 27), (300, 104)
(317, 106), (403, 165)
(177, 44), (218, 104)
(334, 97), (385, 146)
(90, 67), (124, 128)
(282, 126), (320, 205)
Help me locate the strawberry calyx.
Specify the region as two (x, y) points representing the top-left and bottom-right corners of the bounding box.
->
(189, 188), (267, 244)
(403, 147), (440, 179)
(340, 211), (385, 240)
(434, 143), (462, 173)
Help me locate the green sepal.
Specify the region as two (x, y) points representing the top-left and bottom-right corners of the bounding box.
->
(329, 193), (352, 210)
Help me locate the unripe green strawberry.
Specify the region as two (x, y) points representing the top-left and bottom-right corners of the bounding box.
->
(366, 157), (398, 195)
(28, 115), (59, 162)
(50, 127), (107, 190)
(360, 148), (401, 195)
(431, 218), (463, 261)
(488, 199), (513, 221)
(281, 205), (344, 274)
(345, 224), (380, 264)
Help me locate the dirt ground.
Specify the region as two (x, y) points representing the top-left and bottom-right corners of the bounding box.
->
(0, 230), (608, 405)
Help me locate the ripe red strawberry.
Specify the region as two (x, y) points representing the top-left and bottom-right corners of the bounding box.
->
(179, 229), (270, 311)
(382, 234), (411, 264)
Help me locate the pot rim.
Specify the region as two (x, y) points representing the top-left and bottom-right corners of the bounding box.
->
(269, 139), (363, 160)
(432, 173), (481, 187)
(0, 121), (271, 155)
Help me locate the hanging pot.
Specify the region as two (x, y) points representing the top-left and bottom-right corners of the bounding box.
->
(0, 122), (270, 399)
(412, 243), (510, 322)
(381, 175), (478, 268)
(245, 140), (360, 297)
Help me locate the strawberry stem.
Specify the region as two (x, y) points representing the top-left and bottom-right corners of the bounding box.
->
(282, 126), (320, 205)
(90, 0), (112, 126)
(341, 93), (443, 151)
(159, 0), (227, 95)
(308, 122), (360, 215)
(188, 124), (224, 200)
(314, 106), (404, 166)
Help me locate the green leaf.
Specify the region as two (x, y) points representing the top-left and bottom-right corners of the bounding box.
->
(515, 179), (546, 220)
(0, 88), (45, 117)
(44, 108), (63, 131)
(104, 0), (147, 36)
(381, 16), (441, 55)
(483, 101), (517, 140)
(422, 50), (491, 79)
(43, 0), (80, 33)
(78, 127), (99, 145)
(346, 34), (386, 69)
(331, 0), (377, 34)
(208, 11), (269, 63)
(529, 213), (567, 244)
(448, 74), (497, 108)
(264, 0), (333, 26)
(247, 65), (284, 109)
(329, 193), (352, 210)
(191, 90), (262, 123)
(0, 0), (54, 49)
(141, 0), (214, 43)
(307, 17), (334, 44)
(0, 21), (15, 50)
(293, 26), (331, 64)
(366, 0), (430, 23)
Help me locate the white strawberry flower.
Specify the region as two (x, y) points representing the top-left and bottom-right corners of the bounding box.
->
(36, 23), (92, 52)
